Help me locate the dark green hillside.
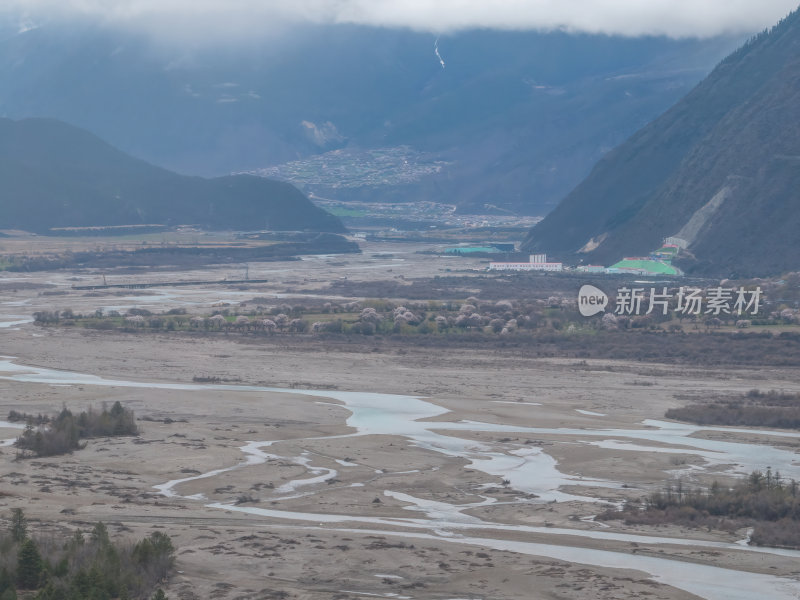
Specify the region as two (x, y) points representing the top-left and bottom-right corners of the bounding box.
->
(0, 118), (345, 233)
(522, 7), (800, 277)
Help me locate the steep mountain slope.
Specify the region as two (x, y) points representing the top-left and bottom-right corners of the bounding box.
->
(0, 118), (345, 233)
(0, 18), (743, 215)
(523, 8), (800, 277)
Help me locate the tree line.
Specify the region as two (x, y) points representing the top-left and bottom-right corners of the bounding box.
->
(601, 468), (800, 548)
(1, 509), (172, 599)
(666, 389), (800, 429)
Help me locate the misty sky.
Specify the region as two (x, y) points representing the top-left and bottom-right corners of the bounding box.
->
(4, 0), (799, 41)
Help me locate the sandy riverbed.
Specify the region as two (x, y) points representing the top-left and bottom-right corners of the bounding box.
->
(1, 250), (799, 600)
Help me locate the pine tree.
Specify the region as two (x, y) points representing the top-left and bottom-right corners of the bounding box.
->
(70, 569), (90, 599)
(17, 538), (43, 589)
(0, 588), (16, 600)
(10, 508), (27, 542)
(0, 568), (13, 593)
(152, 589), (167, 600)
(91, 522), (109, 547)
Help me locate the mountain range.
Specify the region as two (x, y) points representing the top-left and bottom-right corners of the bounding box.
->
(0, 117), (345, 233)
(0, 18), (744, 215)
(522, 7), (800, 277)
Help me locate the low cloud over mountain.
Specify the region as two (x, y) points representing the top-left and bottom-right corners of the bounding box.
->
(3, 0), (798, 41)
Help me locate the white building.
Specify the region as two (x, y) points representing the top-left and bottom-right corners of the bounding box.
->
(489, 253), (563, 272)
(576, 265), (606, 273)
(664, 236), (688, 249)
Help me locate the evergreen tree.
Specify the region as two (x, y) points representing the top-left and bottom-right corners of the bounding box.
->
(69, 530), (84, 549)
(69, 570), (90, 599)
(0, 568), (13, 593)
(91, 522), (109, 547)
(10, 508), (27, 542)
(17, 538), (43, 589)
(0, 588), (16, 600)
(3, 517), (174, 598)
(86, 566), (108, 600)
(53, 557), (69, 578)
(34, 582), (59, 600)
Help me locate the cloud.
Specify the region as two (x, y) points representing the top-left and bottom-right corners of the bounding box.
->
(3, 0), (798, 40)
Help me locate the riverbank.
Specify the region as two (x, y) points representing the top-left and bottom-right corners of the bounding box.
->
(1, 325), (800, 599)
(1, 248), (799, 599)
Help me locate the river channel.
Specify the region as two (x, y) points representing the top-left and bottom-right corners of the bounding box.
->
(1, 357), (799, 600)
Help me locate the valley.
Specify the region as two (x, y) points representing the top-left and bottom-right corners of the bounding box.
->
(1, 4), (799, 599)
(1, 241), (799, 599)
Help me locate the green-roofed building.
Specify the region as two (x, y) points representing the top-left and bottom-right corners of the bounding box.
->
(607, 258), (681, 276)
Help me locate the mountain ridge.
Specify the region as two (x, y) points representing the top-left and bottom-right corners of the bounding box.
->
(0, 117), (346, 233)
(522, 7), (800, 277)
(0, 20), (745, 215)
